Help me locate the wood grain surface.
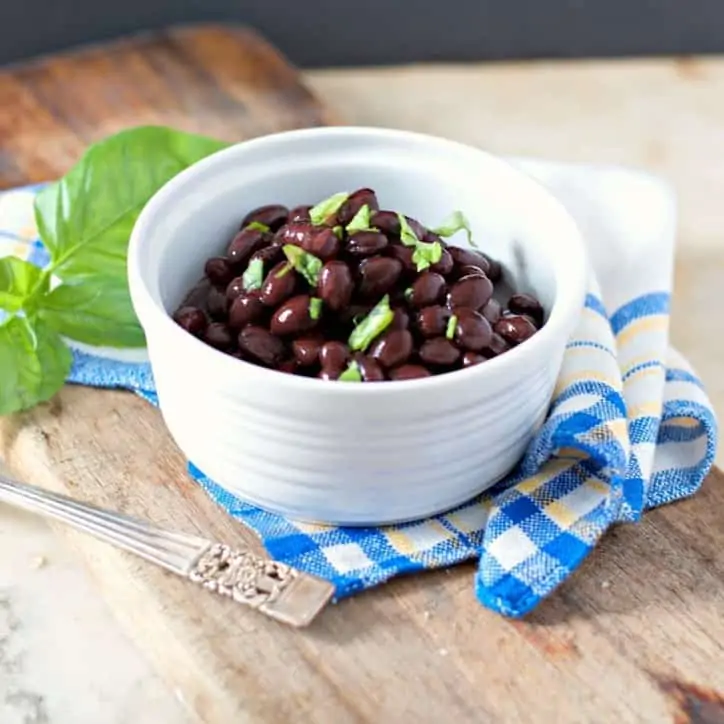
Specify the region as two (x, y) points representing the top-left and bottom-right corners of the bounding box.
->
(0, 24), (723, 724)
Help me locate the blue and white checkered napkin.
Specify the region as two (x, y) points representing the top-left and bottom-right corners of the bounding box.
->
(1, 159), (717, 617)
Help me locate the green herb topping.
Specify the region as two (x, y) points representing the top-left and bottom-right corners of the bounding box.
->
(244, 221), (270, 233)
(345, 204), (376, 234)
(396, 213), (443, 272)
(309, 192), (349, 226)
(283, 245), (323, 286)
(339, 360), (362, 382)
(445, 314), (458, 340)
(309, 297), (323, 321)
(431, 210), (476, 248)
(348, 294), (394, 352)
(242, 257), (264, 291)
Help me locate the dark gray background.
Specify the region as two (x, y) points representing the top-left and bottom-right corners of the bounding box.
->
(1, 0), (723, 67)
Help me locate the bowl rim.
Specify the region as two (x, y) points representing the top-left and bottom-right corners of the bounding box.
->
(128, 125), (588, 395)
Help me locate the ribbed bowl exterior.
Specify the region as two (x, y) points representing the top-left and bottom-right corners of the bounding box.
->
(128, 127), (586, 525)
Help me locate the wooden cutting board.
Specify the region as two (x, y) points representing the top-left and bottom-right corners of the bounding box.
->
(1, 24), (723, 724)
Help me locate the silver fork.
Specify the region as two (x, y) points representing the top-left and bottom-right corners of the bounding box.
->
(0, 472), (335, 627)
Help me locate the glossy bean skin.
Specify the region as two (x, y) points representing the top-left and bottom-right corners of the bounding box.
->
(461, 351), (486, 368)
(206, 287), (228, 319)
(238, 326), (286, 367)
(173, 307), (207, 337)
(356, 355), (386, 382)
(260, 262), (297, 307)
(241, 204), (289, 232)
(387, 244), (417, 274)
(204, 257), (234, 288)
(357, 256), (403, 298)
(481, 298), (502, 325)
(305, 227), (340, 261)
(317, 261), (354, 311)
(416, 305), (451, 338)
(204, 322), (233, 351)
(419, 337), (460, 367)
(430, 249), (454, 276)
(369, 210), (401, 236)
(347, 231), (389, 256)
(483, 332), (510, 358)
(449, 246), (490, 269)
(292, 334), (324, 366)
(508, 293), (544, 326)
(228, 292), (265, 329)
(250, 242), (284, 267)
(276, 223), (315, 248)
(408, 272), (446, 308)
(447, 274), (494, 311)
(390, 308), (410, 330)
(319, 341), (349, 370)
(337, 188), (380, 225)
(454, 309), (493, 351)
(287, 205), (312, 223)
(278, 359), (299, 374)
(389, 364), (432, 380)
(494, 315), (537, 345)
(270, 295), (319, 336)
(369, 329), (413, 368)
(227, 228), (268, 265)
(225, 276), (246, 302)
(318, 366), (342, 381)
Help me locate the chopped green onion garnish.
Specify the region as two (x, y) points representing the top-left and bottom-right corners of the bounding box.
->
(244, 221), (270, 233)
(431, 210), (476, 248)
(283, 244), (322, 286)
(348, 294), (395, 352)
(345, 204), (376, 233)
(445, 314), (458, 340)
(309, 192), (349, 226)
(339, 360), (362, 382)
(309, 297), (323, 320)
(242, 257), (264, 291)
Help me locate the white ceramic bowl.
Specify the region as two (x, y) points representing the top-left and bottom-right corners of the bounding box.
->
(128, 127), (586, 525)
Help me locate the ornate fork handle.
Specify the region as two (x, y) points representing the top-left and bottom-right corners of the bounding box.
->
(0, 473), (334, 627)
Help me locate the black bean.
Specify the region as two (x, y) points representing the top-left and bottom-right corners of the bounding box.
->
(419, 337), (460, 367)
(430, 249), (454, 276)
(250, 242), (284, 267)
(356, 355), (386, 382)
(276, 223), (316, 248)
(494, 315), (537, 345)
(338, 303), (372, 326)
(483, 333), (510, 358)
(173, 307), (207, 337)
(287, 205), (312, 223)
(270, 295), (319, 336)
(292, 334), (324, 366)
(390, 308), (410, 330)
(408, 272), (446, 308)
(261, 262), (297, 307)
(449, 246), (491, 272)
(226, 275), (245, 302)
(317, 261), (354, 311)
(389, 364), (432, 380)
(369, 210), (401, 236)
(357, 256), (403, 299)
(405, 216), (427, 239)
(447, 274), (494, 311)
(337, 188), (380, 225)
(319, 341), (349, 370)
(387, 244), (417, 274)
(204, 257), (234, 288)
(347, 231), (388, 256)
(319, 366), (342, 381)
(228, 292), (265, 329)
(369, 329), (413, 369)
(278, 359), (298, 374)
(207, 287), (228, 319)
(241, 204), (289, 231)
(462, 352), (486, 368)
(422, 230), (443, 244)
(227, 228), (268, 265)
(306, 227), (340, 261)
(457, 264), (489, 278)
(481, 298), (502, 325)
(238, 326), (286, 367)
(204, 322), (233, 351)
(508, 293), (544, 326)
(416, 305), (451, 338)
(454, 309), (493, 351)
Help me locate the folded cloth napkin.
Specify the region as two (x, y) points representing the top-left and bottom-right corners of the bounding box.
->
(0, 159), (717, 617)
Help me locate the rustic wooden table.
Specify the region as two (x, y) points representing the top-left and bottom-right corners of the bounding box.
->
(0, 25), (722, 724)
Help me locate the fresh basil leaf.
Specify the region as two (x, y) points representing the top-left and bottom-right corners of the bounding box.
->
(242, 258), (264, 291)
(446, 314), (458, 340)
(34, 125), (228, 282)
(0, 257), (47, 313)
(39, 278), (145, 347)
(0, 315), (72, 415)
(332, 225), (344, 239)
(411, 241), (443, 272)
(309, 192), (348, 226)
(348, 294), (394, 352)
(309, 297), (323, 321)
(244, 221), (270, 233)
(396, 213), (420, 248)
(431, 211), (476, 248)
(283, 244), (322, 286)
(345, 204), (375, 234)
(339, 360), (362, 382)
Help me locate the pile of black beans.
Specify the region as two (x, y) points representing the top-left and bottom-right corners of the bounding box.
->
(172, 188), (545, 382)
